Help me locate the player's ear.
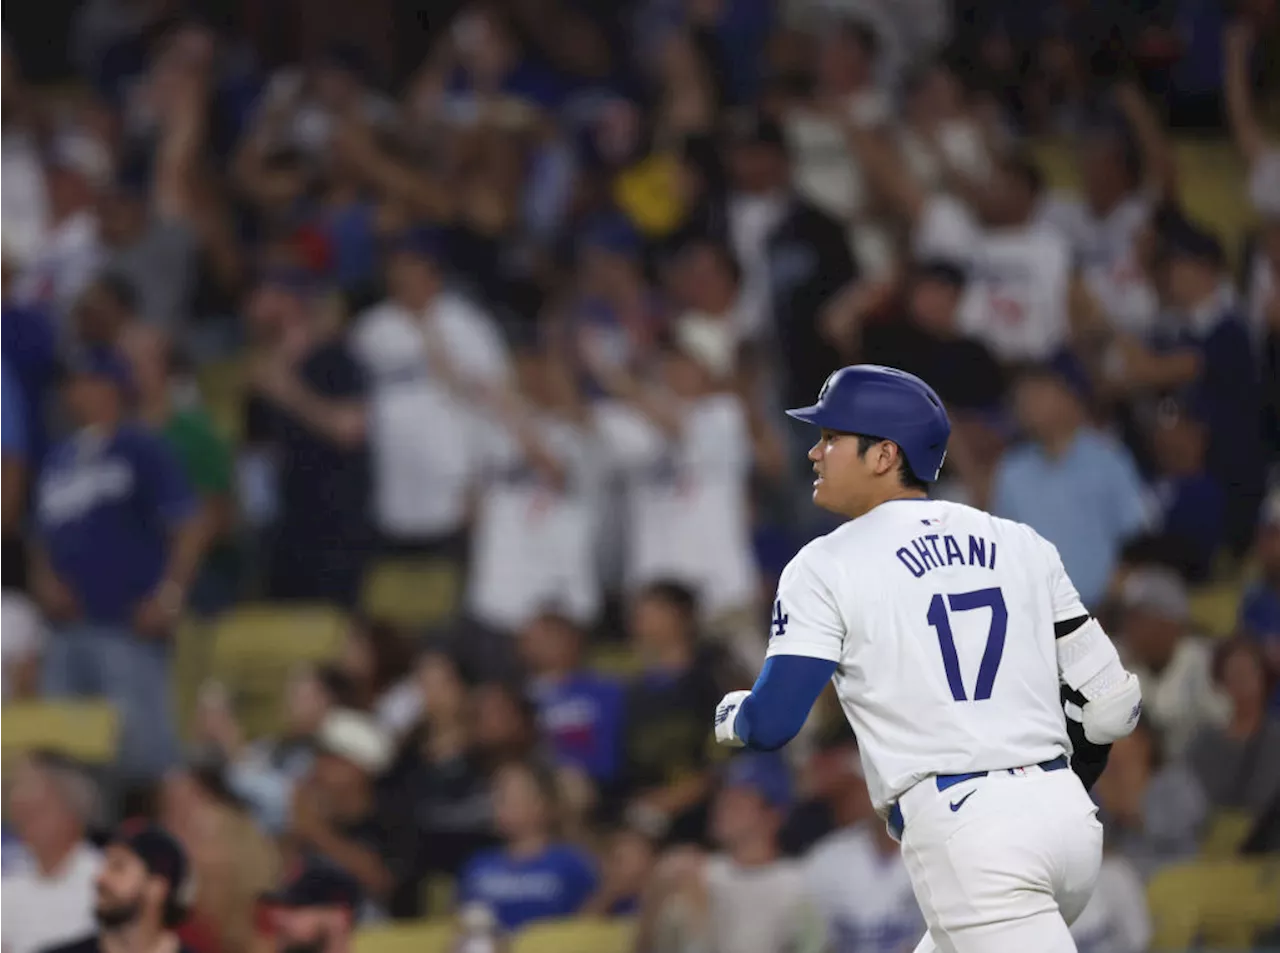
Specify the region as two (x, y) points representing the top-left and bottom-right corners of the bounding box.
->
(874, 440), (899, 477)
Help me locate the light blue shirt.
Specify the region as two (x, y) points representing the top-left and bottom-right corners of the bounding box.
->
(1, 360), (27, 459)
(992, 429), (1149, 609)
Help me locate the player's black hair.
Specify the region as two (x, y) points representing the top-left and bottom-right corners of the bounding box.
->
(855, 434), (929, 493)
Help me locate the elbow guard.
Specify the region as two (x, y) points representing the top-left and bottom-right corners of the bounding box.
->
(1081, 671), (1143, 745)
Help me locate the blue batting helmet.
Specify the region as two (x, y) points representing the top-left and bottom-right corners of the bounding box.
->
(786, 365), (951, 482)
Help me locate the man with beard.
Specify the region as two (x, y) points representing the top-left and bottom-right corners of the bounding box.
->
(43, 824), (195, 953)
(258, 863), (360, 953)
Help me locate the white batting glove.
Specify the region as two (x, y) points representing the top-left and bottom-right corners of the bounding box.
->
(714, 691), (752, 747)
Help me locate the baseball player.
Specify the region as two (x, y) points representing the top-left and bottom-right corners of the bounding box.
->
(714, 365), (1142, 953)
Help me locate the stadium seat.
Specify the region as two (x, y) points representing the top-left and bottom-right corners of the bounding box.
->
(513, 917), (635, 953)
(1, 700), (120, 769)
(1148, 858), (1280, 950)
(1188, 579), (1246, 639)
(361, 560), (460, 630)
(1199, 809), (1255, 859)
(208, 604), (349, 738)
(352, 919), (453, 953)
(171, 617), (216, 742)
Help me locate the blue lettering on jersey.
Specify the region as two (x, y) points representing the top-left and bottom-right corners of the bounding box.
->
(899, 534), (998, 579)
(771, 600), (789, 638)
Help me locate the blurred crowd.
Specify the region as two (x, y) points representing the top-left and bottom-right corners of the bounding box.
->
(3, 0), (1280, 951)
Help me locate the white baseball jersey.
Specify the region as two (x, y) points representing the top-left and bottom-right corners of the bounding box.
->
(767, 498), (1079, 812)
(804, 825), (925, 953)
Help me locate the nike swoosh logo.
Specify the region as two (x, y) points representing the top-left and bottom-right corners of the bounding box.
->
(949, 791), (976, 812)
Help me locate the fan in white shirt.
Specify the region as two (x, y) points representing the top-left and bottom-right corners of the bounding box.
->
(351, 230), (512, 544)
(592, 339), (759, 624)
(465, 347), (603, 632)
(838, 114), (1074, 363)
(12, 140), (108, 323)
(2, 753), (104, 953)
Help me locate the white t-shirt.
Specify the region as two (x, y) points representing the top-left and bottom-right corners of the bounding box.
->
(1, 842), (102, 953)
(1, 593), (46, 703)
(352, 292), (511, 538)
(596, 395), (758, 616)
(915, 195), (1072, 361)
(1068, 855), (1153, 953)
(466, 413), (602, 631)
(14, 210), (104, 323)
(803, 824), (925, 953)
(703, 856), (813, 953)
(767, 498), (1077, 812)
(1, 130), (51, 264)
(1038, 191), (1157, 335)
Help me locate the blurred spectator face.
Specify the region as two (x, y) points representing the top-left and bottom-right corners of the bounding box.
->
(905, 66), (962, 127)
(65, 373), (123, 429)
(119, 324), (171, 402)
(629, 591), (693, 659)
(246, 282), (307, 345)
(519, 614), (582, 676)
(711, 784), (778, 850)
(1013, 374), (1078, 444)
(474, 683), (536, 756)
(313, 751), (368, 804)
(74, 278), (135, 346)
(286, 666), (335, 737)
(1080, 135), (1133, 214)
(600, 828), (656, 900)
(492, 762), (552, 841)
(815, 24), (875, 95)
(7, 757), (84, 855)
(386, 250), (441, 308)
(94, 843), (156, 928)
(314, 63), (362, 114)
(454, 8), (517, 86)
(987, 159), (1039, 226)
(1257, 517), (1280, 582)
(1162, 254), (1220, 311)
(1214, 640), (1269, 718)
(671, 242), (738, 314)
(727, 140), (788, 195)
(418, 651), (469, 723)
(1121, 607), (1184, 669)
(579, 246), (639, 299)
(273, 906), (347, 953)
(47, 165), (97, 219)
(908, 274), (962, 334)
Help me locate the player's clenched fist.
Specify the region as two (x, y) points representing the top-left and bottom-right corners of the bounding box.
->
(714, 691), (751, 746)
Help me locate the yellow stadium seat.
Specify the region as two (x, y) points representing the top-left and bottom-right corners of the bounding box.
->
(1189, 579), (1245, 639)
(514, 917), (635, 953)
(1148, 859), (1280, 950)
(208, 604), (349, 738)
(1199, 809), (1255, 859)
(196, 357), (247, 443)
(172, 617), (216, 742)
(1, 700), (120, 768)
(353, 919), (454, 953)
(361, 560), (460, 630)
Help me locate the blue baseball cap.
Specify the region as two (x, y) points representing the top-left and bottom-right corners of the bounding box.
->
(721, 752), (793, 810)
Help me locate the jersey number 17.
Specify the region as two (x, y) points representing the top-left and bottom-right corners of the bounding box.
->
(926, 587), (1008, 702)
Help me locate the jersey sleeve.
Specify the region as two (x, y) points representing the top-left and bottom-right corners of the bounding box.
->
(1040, 534), (1088, 623)
(765, 545), (846, 664)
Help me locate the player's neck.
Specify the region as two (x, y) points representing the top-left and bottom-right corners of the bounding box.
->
(729, 836), (778, 869)
(856, 486), (929, 517)
(102, 921), (175, 953)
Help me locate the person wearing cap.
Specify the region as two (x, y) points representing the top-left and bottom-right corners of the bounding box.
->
(259, 862), (361, 953)
(31, 350), (204, 781)
(350, 224), (511, 557)
(1107, 210), (1265, 552)
(245, 267), (373, 607)
(992, 359), (1151, 610)
(1116, 566), (1230, 758)
(634, 752), (815, 953)
(287, 709), (396, 913)
(799, 732), (926, 953)
(43, 824), (197, 953)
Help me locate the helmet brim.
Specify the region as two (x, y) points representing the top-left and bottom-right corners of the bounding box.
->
(785, 404), (845, 429)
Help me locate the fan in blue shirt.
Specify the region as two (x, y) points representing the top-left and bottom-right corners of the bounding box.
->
(32, 351), (202, 779)
(521, 612), (626, 786)
(458, 760), (598, 932)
